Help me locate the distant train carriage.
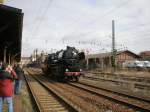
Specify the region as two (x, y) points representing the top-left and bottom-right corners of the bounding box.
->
(42, 46), (85, 81)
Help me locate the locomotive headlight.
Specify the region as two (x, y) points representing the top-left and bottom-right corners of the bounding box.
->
(80, 69), (82, 72)
(65, 69), (69, 72)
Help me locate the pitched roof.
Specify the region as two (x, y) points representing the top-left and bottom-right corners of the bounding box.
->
(86, 50), (141, 59)
(117, 50), (141, 58)
(139, 51), (150, 56)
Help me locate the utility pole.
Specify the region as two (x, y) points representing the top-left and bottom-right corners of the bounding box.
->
(112, 20), (116, 73)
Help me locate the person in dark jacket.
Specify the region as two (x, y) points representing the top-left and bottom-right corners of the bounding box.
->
(0, 63), (17, 112)
(14, 64), (24, 95)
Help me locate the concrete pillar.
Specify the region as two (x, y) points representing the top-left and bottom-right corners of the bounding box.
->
(98, 58), (101, 68)
(86, 58), (89, 70)
(8, 52), (11, 65)
(4, 46), (7, 63)
(101, 58), (104, 70)
(109, 56), (112, 67)
(94, 58), (97, 68)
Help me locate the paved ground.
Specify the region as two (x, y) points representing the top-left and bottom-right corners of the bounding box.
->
(3, 78), (35, 112)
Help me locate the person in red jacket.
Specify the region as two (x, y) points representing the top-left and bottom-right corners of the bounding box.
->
(0, 63), (17, 112)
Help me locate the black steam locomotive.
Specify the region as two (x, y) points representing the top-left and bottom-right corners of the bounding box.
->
(42, 46), (85, 81)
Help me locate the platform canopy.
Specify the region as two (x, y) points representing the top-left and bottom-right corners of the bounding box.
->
(0, 4), (23, 62)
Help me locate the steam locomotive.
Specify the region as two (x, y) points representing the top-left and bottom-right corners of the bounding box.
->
(42, 46), (85, 81)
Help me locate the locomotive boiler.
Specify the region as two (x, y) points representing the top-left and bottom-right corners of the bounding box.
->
(42, 46), (85, 81)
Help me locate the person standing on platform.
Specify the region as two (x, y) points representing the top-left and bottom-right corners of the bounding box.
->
(6, 65), (17, 78)
(14, 64), (23, 95)
(0, 63), (17, 112)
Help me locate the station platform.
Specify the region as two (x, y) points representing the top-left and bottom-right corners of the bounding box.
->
(2, 78), (34, 112)
(0, 4), (25, 110)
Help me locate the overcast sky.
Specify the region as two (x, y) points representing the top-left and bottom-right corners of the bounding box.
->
(5, 0), (150, 56)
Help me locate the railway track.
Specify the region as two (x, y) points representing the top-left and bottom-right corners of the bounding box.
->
(26, 68), (140, 112)
(26, 68), (150, 112)
(81, 75), (150, 101)
(24, 70), (77, 112)
(87, 71), (150, 83)
(69, 82), (150, 111)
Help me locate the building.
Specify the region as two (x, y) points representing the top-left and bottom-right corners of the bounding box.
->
(139, 51), (150, 61)
(85, 50), (141, 69)
(30, 50), (48, 62)
(21, 57), (31, 66)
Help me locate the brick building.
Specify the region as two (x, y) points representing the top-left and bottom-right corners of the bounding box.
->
(139, 51), (150, 61)
(85, 50), (141, 69)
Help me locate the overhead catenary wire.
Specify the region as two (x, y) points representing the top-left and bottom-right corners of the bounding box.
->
(87, 0), (132, 26)
(31, 0), (53, 39)
(60, 0), (132, 37)
(60, 0), (133, 52)
(29, 1), (45, 38)
(25, 0), (149, 54)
